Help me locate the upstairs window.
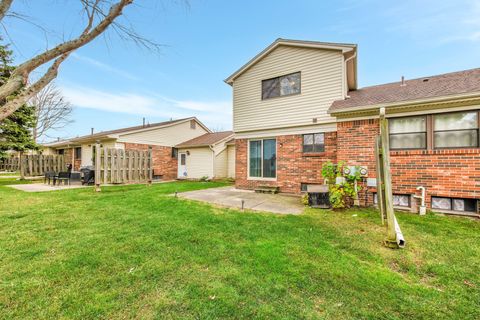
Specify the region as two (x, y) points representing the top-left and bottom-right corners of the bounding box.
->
(262, 72), (301, 100)
(303, 133), (325, 152)
(389, 116), (427, 149)
(434, 111), (479, 148)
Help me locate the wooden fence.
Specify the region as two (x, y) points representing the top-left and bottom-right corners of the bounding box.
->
(0, 156), (20, 171)
(1, 155), (65, 176)
(94, 144), (152, 190)
(21, 155), (66, 177)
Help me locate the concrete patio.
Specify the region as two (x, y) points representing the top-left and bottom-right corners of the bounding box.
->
(7, 183), (87, 192)
(177, 186), (304, 214)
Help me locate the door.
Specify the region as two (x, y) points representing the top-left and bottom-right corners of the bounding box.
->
(178, 152), (187, 178)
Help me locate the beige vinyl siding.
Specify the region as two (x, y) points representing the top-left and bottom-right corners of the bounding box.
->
(80, 140), (118, 166)
(118, 120), (208, 146)
(233, 45), (344, 132)
(41, 148), (56, 155)
(214, 149), (228, 178)
(227, 145), (235, 178)
(179, 147), (213, 179)
(81, 144), (93, 166)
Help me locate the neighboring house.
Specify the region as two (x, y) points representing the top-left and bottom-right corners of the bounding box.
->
(226, 38), (480, 216)
(42, 117), (210, 180)
(175, 131), (235, 179)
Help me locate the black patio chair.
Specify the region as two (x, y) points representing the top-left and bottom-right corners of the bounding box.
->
(44, 171), (56, 185)
(54, 171), (71, 186)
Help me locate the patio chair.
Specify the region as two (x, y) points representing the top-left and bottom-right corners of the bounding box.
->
(54, 171), (71, 186)
(44, 171), (56, 185)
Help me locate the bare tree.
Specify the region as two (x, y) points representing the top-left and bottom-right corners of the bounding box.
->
(30, 83), (73, 142)
(0, 0), (163, 121)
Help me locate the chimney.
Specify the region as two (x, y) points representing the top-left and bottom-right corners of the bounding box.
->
(57, 137), (60, 141)
(400, 76), (406, 86)
(143, 117), (146, 127)
(91, 128), (94, 135)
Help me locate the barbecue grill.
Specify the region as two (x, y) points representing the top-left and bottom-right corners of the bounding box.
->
(80, 166), (95, 185)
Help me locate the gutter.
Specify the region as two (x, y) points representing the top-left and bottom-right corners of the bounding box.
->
(328, 91), (480, 116)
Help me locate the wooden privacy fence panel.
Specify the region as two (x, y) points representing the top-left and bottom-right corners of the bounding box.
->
(0, 157), (20, 171)
(20, 155), (66, 177)
(95, 145), (152, 185)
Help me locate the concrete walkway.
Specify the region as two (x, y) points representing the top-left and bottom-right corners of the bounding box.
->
(7, 184), (88, 192)
(178, 186), (304, 214)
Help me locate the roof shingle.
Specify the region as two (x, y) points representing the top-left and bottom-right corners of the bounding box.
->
(329, 68), (480, 113)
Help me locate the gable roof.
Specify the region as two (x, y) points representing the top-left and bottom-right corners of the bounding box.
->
(224, 38), (357, 86)
(43, 117), (210, 146)
(329, 68), (480, 114)
(176, 131), (234, 148)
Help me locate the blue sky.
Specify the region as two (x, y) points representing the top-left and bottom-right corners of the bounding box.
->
(4, 0), (480, 142)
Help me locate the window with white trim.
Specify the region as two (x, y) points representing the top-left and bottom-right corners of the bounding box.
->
(249, 139), (276, 178)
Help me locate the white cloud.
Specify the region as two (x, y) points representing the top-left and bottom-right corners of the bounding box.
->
(59, 85), (232, 130)
(383, 0), (480, 44)
(71, 53), (140, 81)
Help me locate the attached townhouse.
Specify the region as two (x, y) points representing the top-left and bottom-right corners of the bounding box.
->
(43, 117), (210, 180)
(225, 38), (480, 217)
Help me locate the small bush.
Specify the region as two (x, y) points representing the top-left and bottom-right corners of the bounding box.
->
(321, 161), (362, 209)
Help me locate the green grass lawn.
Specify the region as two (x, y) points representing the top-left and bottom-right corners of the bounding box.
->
(0, 181), (479, 319)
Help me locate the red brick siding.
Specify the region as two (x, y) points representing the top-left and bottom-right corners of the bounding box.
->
(235, 132), (337, 193)
(337, 119), (480, 208)
(123, 143), (177, 180)
(236, 119), (480, 210)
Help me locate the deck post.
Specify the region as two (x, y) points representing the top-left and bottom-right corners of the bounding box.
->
(94, 140), (101, 192)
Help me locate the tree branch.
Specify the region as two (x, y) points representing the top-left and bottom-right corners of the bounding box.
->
(0, 0), (133, 104)
(0, 52), (70, 121)
(0, 0), (13, 22)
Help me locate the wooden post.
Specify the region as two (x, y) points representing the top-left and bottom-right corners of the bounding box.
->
(103, 146), (108, 184)
(378, 107), (405, 248)
(94, 141), (101, 192)
(19, 152), (25, 179)
(375, 136), (386, 225)
(128, 151), (133, 182)
(147, 146), (153, 186)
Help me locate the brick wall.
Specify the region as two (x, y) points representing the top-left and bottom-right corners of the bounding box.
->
(235, 132), (337, 193)
(337, 119), (480, 208)
(236, 119), (480, 210)
(124, 143), (177, 180)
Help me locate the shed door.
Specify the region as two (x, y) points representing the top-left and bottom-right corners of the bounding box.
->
(178, 152), (187, 178)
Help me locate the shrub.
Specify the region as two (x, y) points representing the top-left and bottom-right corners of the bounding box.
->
(321, 161), (362, 209)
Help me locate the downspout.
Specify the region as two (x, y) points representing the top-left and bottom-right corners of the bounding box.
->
(344, 51), (357, 99)
(209, 144), (215, 179)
